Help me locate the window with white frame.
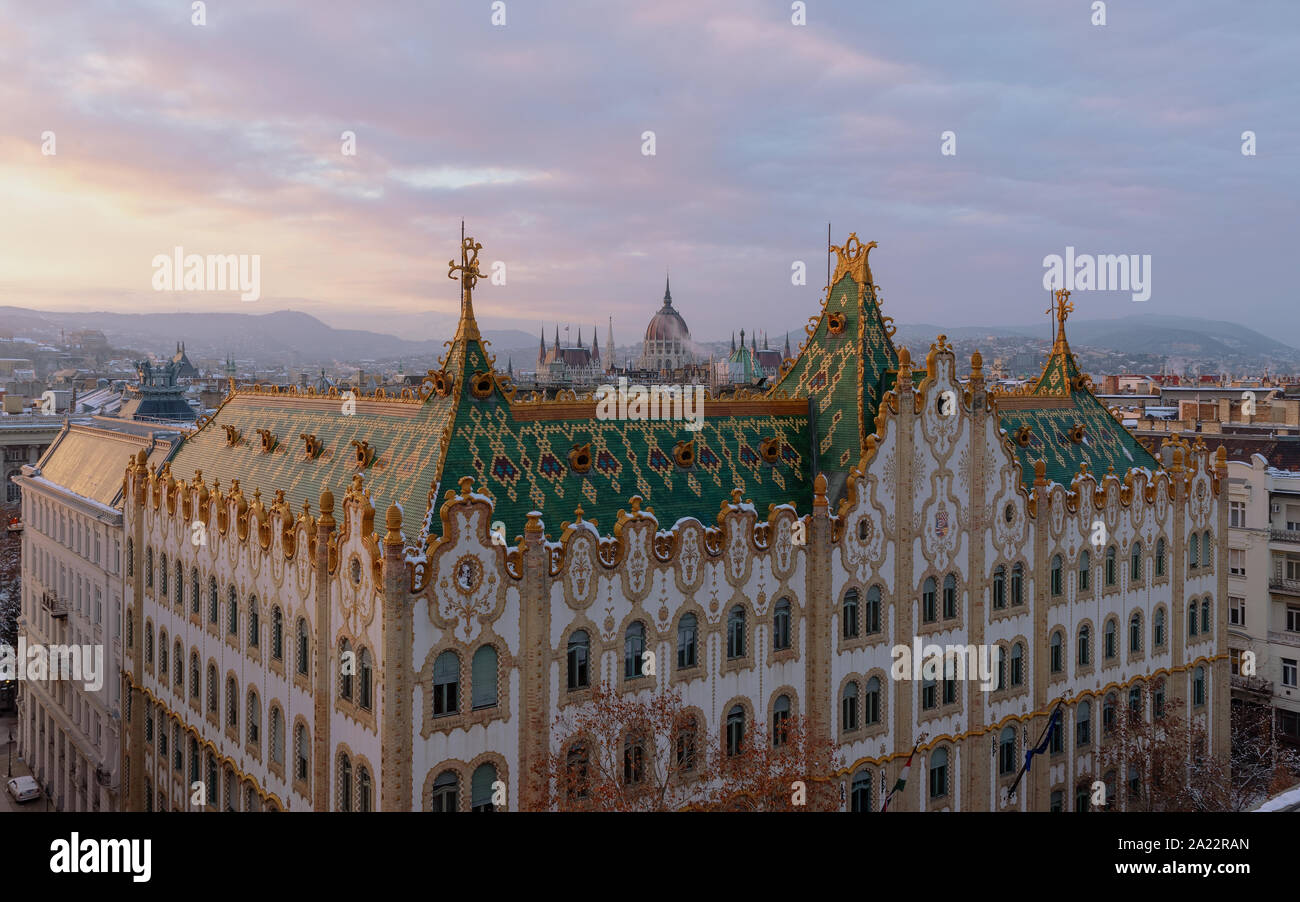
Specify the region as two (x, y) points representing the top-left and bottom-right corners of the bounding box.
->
(1229, 548), (1246, 576)
(1229, 596), (1246, 627)
(1282, 658), (1298, 689)
(1229, 500), (1246, 529)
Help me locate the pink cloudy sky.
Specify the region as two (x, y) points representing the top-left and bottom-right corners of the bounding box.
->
(0, 0), (1297, 344)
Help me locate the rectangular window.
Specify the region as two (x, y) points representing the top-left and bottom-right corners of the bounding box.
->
(1229, 549), (1245, 577)
(1230, 647), (1241, 675)
(1283, 658), (1298, 689)
(1229, 596), (1246, 627)
(1229, 500), (1246, 529)
(1288, 606), (1300, 633)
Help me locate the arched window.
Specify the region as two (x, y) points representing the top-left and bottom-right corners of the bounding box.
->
(864, 676), (881, 725)
(773, 598), (792, 650)
(1129, 612), (1142, 653)
(1076, 700), (1091, 747)
(247, 596), (259, 647)
(191, 568), (200, 615)
(357, 766), (372, 812)
(472, 645), (499, 710)
(433, 651), (460, 716)
(996, 645), (1007, 691)
(865, 586), (882, 632)
(158, 630), (168, 683)
(922, 577), (937, 622)
(624, 621), (646, 678)
(339, 640), (353, 701)
(175, 562), (183, 608)
(842, 588), (860, 638)
(921, 675), (936, 710)
(1011, 642), (1024, 685)
(227, 590), (238, 637)
(841, 681), (859, 732)
(296, 618), (310, 676)
(127, 538), (134, 578)
(998, 726), (1016, 775)
(226, 676), (238, 729)
(567, 631), (590, 690)
(1104, 618), (1117, 660)
(359, 648), (373, 711)
(1201, 598), (1211, 634)
(1050, 555), (1063, 596)
(1011, 563), (1024, 605)
(1077, 624), (1091, 667)
(1130, 542), (1143, 582)
(1105, 546), (1117, 586)
(246, 690), (260, 745)
(772, 694), (791, 746)
(271, 607), (283, 660)
(207, 663), (218, 713)
(190, 651), (200, 700)
(677, 614), (698, 669)
(1153, 679), (1166, 718)
(431, 770), (458, 812)
(943, 574), (957, 618)
(1050, 630), (1064, 673)
(1188, 600), (1199, 637)
(992, 566), (1006, 608)
(1103, 692), (1117, 735)
(928, 747), (948, 799)
(1078, 550), (1091, 591)
(159, 553), (167, 597)
(270, 708), (284, 765)
(1193, 666), (1206, 706)
(727, 606), (746, 659)
(1156, 538), (1166, 576)
(725, 705), (745, 756)
(145, 626), (154, 670)
(1154, 607), (1166, 647)
(207, 578), (217, 624)
(1129, 684), (1142, 713)
(673, 717), (697, 773)
(174, 640), (184, 687)
(1189, 533), (1199, 569)
(471, 764), (499, 812)
(338, 753), (353, 812)
(850, 769), (872, 812)
(295, 723), (310, 785)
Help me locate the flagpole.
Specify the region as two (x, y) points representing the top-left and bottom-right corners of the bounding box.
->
(1007, 690), (1073, 802)
(881, 731), (928, 812)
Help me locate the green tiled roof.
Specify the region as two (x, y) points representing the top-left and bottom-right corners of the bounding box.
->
(770, 268), (899, 472)
(995, 330), (1159, 486)
(162, 238), (1157, 539)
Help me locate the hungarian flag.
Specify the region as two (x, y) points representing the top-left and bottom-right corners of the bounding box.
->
(880, 743), (919, 812)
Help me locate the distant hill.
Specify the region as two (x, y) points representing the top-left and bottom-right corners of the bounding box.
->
(2, 305), (1295, 374)
(0, 307), (534, 368)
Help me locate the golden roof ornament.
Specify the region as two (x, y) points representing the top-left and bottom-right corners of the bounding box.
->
(448, 226), (485, 342)
(830, 233), (878, 286)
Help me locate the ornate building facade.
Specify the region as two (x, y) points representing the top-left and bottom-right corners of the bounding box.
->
(635, 276), (693, 373)
(118, 233), (1227, 812)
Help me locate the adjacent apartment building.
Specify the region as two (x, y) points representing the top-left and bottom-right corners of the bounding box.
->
(11, 418), (178, 810)
(1226, 454), (1300, 747)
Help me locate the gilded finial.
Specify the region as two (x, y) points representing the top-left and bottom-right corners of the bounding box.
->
(458, 476), (475, 497)
(384, 503), (403, 546)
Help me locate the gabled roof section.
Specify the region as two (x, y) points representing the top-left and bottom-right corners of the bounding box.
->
(995, 290), (1160, 486)
(768, 234), (899, 472)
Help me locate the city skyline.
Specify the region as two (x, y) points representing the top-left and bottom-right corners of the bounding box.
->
(1, 1), (1297, 342)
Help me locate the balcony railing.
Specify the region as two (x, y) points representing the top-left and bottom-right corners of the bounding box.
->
(1231, 673), (1274, 697)
(1268, 629), (1300, 649)
(1271, 528), (1300, 544)
(40, 592), (68, 618)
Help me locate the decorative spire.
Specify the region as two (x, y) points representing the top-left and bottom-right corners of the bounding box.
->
(554, 325), (560, 351)
(447, 224), (484, 342)
(606, 316), (615, 370)
(538, 325), (546, 365)
(591, 324), (600, 363)
(784, 331), (791, 357)
(664, 270), (672, 306)
(731, 332), (736, 352)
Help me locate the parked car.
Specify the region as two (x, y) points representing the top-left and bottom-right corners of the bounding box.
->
(6, 776), (41, 803)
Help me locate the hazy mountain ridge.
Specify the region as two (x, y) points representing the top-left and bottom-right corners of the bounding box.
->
(1, 306), (1294, 373)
